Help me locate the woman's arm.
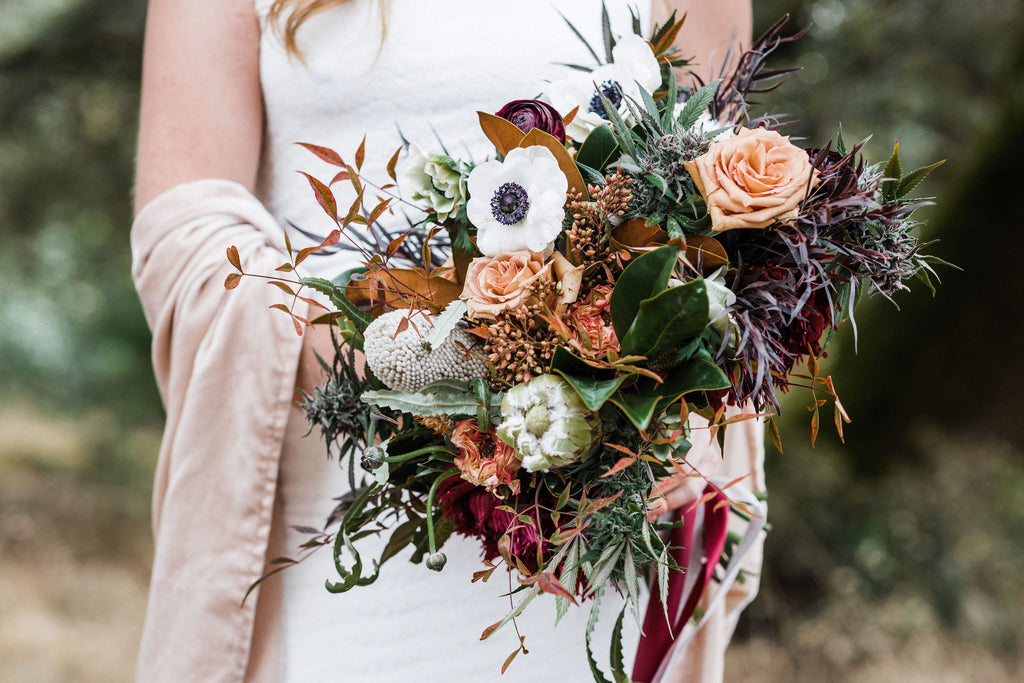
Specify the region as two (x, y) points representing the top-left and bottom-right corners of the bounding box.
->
(134, 0), (264, 215)
(651, 0), (753, 83)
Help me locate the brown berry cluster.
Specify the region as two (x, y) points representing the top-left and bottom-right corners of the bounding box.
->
(482, 280), (562, 386)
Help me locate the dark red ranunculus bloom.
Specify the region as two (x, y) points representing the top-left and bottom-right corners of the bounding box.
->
(496, 99), (567, 144)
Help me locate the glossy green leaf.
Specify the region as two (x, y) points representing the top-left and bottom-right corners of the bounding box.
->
(609, 244), (679, 340)
(554, 372), (627, 411)
(610, 392), (660, 431)
(575, 125), (619, 174)
(619, 278), (709, 359)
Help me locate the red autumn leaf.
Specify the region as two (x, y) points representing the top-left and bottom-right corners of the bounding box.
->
(386, 146), (401, 181)
(226, 245), (242, 271)
(346, 164), (363, 194)
(354, 136), (366, 170)
(600, 456), (636, 478)
(536, 572), (577, 604)
(275, 262), (294, 272)
(367, 198), (391, 226)
(385, 232), (409, 259)
(268, 280), (295, 296)
(224, 272), (242, 290)
(581, 490), (623, 516)
(501, 645), (522, 675)
(269, 303), (290, 314)
(297, 295), (329, 311)
(296, 142), (345, 166)
(300, 172), (338, 221)
(330, 169), (351, 185)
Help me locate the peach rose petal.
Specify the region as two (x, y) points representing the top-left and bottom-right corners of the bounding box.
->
(684, 127), (819, 232)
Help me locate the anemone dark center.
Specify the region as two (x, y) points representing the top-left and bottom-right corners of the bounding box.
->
(490, 182), (530, 225)
(588, 80), (624, 118)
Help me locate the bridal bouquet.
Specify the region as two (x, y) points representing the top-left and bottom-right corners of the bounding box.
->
(227, 9), (944, 681)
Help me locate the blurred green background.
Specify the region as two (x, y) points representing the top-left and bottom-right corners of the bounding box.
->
(0, 0), (1020, 680)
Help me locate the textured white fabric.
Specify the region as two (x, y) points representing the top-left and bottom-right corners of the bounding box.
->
(254, 1), (654, 681)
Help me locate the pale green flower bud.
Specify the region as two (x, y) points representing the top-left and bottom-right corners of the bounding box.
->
(403, 144), (471, 221)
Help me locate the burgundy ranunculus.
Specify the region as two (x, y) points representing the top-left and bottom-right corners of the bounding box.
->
(496, 99), (567, 144)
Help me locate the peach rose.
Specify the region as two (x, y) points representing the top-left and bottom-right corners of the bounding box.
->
(452, 419), (521, 496)
(460, 250), (582, 320)
(683, 127), (818, 232)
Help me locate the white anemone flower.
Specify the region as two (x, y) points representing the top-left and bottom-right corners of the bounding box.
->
(546, 33), (662, 141)
(466, 146), (568, 257)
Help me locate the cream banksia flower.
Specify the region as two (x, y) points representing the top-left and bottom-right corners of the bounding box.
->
(362, 309), (488, 391)
(496, 375), (602, 472)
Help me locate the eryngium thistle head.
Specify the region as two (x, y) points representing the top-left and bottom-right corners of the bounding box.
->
(496, 374), (602, 472)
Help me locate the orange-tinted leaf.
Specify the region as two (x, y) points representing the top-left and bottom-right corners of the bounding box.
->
(394, 315), (410, 336)
(480, 621), (502, 641)
(472, 566), (497, 583)
(268, 280), (295, 296)
(477, 111), (526, 156)
(581, 490), (623, 516)
(367, 198), (392, 227)
(501, 647), (520, 671)
(330, 169), (351, 185)
(386, 232), (409, 259)
(226, 245), (242, 271)
(275, 262), (294, 272)
(294, 245), (317, 266)
(683, 234), (729, 272)
(346, 164), (363, 194)
(610, 219), (670, 252)
(269, 303), (290, 313)
(537, 572), (577, 603)
(810, 405), (820, 446)
(386, 146), (401, 181)
(297, 295), (329, 311)
(300, 172), (338, 221)
(600, 456), (635, 478)
(354, 136), (366, 171)
(563, 105), (579, 126)
(343, 191), (364, 226)
(309, 311), (344, 325)
(320, 229), (341, 249)
(296, 142), (345, 166)
(807, 351), (819, 378)
(224, 272), (242, 289)
(767, 417), (783, 453)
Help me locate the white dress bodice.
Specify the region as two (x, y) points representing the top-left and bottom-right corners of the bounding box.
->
(255, 1), (651, 680)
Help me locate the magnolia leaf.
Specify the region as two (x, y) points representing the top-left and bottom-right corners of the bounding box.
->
(610, 393), (660, 431)
(575, 124), (619, 174)
(421, 299), (468, 351)
(609, 218), (670, 251)
(683, 234), (729, 272)
(677, 80), (721, 130)
(477, 111), (526, 156)
(554, 373), (626, 411)
(619, 279), (709, 360)
(609, 244), (680, 339)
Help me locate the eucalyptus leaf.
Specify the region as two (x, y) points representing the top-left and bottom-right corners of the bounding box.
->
(361, 389), (499, 417)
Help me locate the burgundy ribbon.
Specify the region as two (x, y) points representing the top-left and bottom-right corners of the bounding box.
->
(632, 484), (731, 682)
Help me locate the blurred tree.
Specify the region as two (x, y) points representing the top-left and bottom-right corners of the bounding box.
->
(0, 0), (158, 421)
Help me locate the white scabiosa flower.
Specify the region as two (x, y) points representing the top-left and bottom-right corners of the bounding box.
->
(496, 375), (603, 472)
(362, 309), (489, 391)
(546, 34), (662, 142)
(466, 146), (568, 257)
(402, 143), (471, 221)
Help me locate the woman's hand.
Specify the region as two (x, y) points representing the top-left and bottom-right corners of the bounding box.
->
(135, 0), (264, 215)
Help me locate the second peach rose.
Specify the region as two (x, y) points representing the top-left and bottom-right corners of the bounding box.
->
(460, 250), (582, 319)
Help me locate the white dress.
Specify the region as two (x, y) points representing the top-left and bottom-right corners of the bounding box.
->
(253, 1), (651, 680)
